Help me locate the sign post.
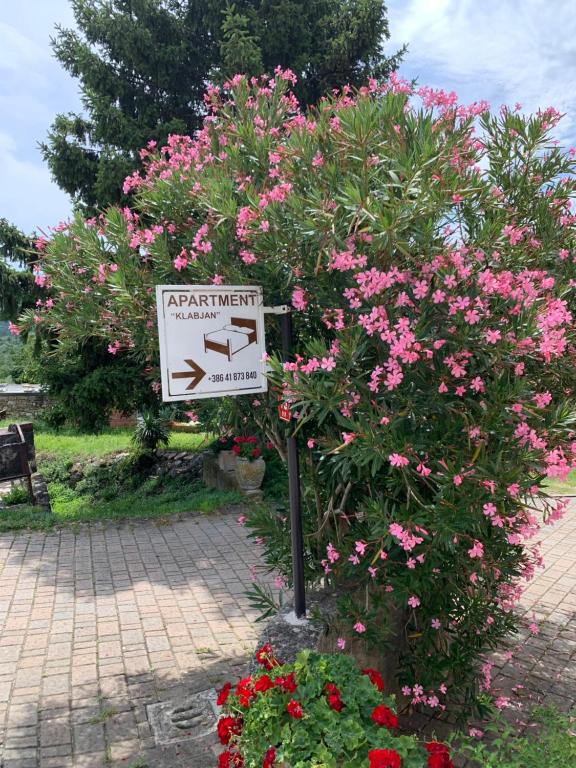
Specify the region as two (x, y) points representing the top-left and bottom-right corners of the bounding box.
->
(156, 285), (306, 618)
(279, 309), (306, 619)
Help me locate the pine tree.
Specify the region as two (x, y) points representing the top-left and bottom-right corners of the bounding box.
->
(0, 220), (37, 321)
(43, 0), (403, 212)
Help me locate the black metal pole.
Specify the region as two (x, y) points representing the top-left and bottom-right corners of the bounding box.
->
(280, 310), (306, 618)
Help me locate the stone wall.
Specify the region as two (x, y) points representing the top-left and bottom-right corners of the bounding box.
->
(0, 391), (53, 420)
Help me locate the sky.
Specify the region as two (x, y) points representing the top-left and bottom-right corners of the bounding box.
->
(1, 0), (576, 235)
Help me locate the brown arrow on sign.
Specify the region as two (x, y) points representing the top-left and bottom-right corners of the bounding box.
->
(171, 359), (207, 391)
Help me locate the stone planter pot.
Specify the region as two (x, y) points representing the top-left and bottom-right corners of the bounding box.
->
(218, 449), (237, 472)
(235, 457), (266, 490)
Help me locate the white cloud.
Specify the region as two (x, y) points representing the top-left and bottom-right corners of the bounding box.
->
(0, 22), (46, 71)
(0, 131), (72, 234)
(388, 0), (576, 140)
(0, 1), (80, 233)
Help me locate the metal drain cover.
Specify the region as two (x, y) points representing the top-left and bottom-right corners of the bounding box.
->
(147, 689), (219, 745)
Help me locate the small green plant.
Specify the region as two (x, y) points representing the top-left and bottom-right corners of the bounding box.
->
(245, 582), (284, 622)
(2, 485), (30, 506)
(89, 707), (118, 724)
(448, 705), (576, 767)
(126, 759), (148, 768)
(217, 647), (452, 767)
(132, 408), (171, 453)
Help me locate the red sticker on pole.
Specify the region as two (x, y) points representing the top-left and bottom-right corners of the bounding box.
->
(278, 402), (291, 422)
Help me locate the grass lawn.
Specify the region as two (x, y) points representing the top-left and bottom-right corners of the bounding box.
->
(0, 484), (243, 533)
(0, 421), (209, 461)
(0, 422), (243, 532)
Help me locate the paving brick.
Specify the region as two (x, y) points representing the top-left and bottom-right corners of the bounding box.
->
(1, 507), (572, 766)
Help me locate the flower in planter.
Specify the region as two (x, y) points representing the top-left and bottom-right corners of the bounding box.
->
(371, 704), (399, 729)
(368, 749), (402, 768)
(425, 742), (455, 768)
(217, 681), (233, 706)
(232, 436), (263, 461)
(217, 715), (243, 745)
(217, 646), (437, 767)
(363, 667), (385, 692)
(255, 643), (280, 671)
(286, 699), (304, 718)
(218, 750), (244, 767)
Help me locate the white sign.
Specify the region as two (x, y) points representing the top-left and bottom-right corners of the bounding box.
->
(156, 285), (268, 401)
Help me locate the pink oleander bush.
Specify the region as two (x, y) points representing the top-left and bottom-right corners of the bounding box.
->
(18, 69), (576, 708)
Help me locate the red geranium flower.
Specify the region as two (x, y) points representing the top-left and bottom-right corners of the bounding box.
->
(368, 748), (402, 768)
(254, 674), (274, 693)
(371, 704), (398, 729)
(425, 742), (454, 768)
(217, 716), (242, 745)
(218, 750), (244, 768)
(362, 667), (385, 692)
(255, 644), (280, 671)
(324, 682), (344, 711)
(262, 746), (276, 767)
(286, 699), (303, 719)
(274, 671), (297, 692)
(327, 692), (344, 711)
(235, 676), (256, 708)
(283, 672), (297, 692)
(217, 681), (232, 706)
(252, 447), (261, 458)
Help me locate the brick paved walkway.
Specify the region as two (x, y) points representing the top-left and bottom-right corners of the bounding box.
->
(489, 501), (576, 712)
(0, 513), (266, 768)
(0, 505), (574, 768)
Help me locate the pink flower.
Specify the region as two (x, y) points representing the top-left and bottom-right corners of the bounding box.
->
(483, 503), (497, 517)
(307, 439), (315, 449)
(342, 432), (356, 445)
(212, 274), (223, 285)
(311, 151), (324, 167)
(431, 618), (441, 629)
(355, 540), (367, 555)
(533, 391), (552, 408)
(389, 453), (409, 467)
(468, 540), (484, 558)
(407, 595), (420, 608)
(8, 321), (20, 336)
(337, 637), (346, 650)
(485, 329), (501, 344)
(326, 543), (340, 563)
(292, 287), (308, 310)
(320, 356), (336, 371)
(353, 621), (366, 633)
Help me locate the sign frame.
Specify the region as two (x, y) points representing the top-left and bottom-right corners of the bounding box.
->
(156, 284), (268, 402)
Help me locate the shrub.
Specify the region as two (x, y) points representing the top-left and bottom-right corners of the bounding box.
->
(217, 646), (451, 768)
(19, 71), (576, 706)
(132, 408), (171, 453)
(2, 485), (30, 506)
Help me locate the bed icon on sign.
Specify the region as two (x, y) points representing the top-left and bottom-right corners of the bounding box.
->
(203, 317), (258, 362)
